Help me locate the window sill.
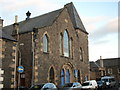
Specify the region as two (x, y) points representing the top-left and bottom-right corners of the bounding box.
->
(60, 55), (73, 59)
(43, 52), (49, 54)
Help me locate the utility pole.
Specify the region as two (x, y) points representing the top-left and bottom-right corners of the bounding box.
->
(31, 28), (38, 86)
(31, 31), (35, 86)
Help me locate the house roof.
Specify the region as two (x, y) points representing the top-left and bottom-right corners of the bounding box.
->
(3, 2), (88, 35)
(0, 30), (16, 41)
(96, 58), (120, 67)
(90, 62), (99, 68)
(102, 58), (120, 67)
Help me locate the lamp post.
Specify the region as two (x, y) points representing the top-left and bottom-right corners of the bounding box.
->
(18, 49), (21, 88)
(18, 43), (24, 88)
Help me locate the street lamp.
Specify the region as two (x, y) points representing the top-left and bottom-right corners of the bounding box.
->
(18, 43), (24, 88)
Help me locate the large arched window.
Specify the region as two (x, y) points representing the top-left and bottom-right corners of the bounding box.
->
(66, 69), (70, 83)
(64, 30), (69, 57)
(43, 34), (48, 52)
(70, 38), (73, 58)
(49, 67), (55, 83)
(60, 33), (63, 55)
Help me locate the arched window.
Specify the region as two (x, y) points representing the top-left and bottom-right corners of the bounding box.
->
(70, 38), (73, 58)
(43, 34), (48, 52)
(64, 30), (69, 57)
(60, 33), (63, 55)
(78, 70), (81, 83)
(49, 67), (54, 83)
(66, 69), (70, 83)
(61, 69), (65, 86)
(80, 47), (83, 61)
(74, 69), (78, 78)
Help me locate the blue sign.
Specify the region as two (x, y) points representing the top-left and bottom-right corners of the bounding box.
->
(18, 66), (24, 73)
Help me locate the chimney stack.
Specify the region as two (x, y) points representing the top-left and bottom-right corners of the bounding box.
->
(13, 15), (19, 35)
(0, 17), (3, 30)
(15, 15), (18, 23)
(100, 56), (103, 67)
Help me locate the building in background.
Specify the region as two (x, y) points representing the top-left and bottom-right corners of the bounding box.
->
(0, 18), (17, 88)
(90, 57), (120, 84)
(89, 61), (100, 80)
(2, 2), (89, 88)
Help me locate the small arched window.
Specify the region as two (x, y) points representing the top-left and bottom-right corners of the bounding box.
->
(78, 70), (81, 83)
(64, 30), (69, 57)
(80, 47), (83, 61)
(43, 34), (48, 52)
(49, 67), (55, 83)
(66, 69), (70, 83)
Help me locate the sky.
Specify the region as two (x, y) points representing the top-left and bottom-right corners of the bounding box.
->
(0, 0), (119, 61)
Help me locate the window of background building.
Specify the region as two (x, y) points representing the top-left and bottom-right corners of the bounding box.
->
(108, 68), (112, 74)
(80, 47), (83, 61)
(64, 30), (69, 57)
(43, 34), (48, 53)
(118, 69), (120, 74)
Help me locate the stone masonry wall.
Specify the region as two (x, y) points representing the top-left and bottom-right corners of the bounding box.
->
(34, 7), (89, 86)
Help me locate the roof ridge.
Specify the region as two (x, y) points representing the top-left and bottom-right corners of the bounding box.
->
(26, 8), (63, 22)
(4, 8), (63, 28)
(64, 2), (88, 34)
(3, 2), (88, 35)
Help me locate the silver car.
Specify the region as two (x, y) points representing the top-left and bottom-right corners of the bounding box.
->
(63, 82), (82, 89)
(29, 83), (57, 90)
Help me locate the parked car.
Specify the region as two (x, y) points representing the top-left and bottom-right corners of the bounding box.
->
(101, 76), (116, 88)
(18, 86), (27, 90)
(63, 82), (82, 89)
(82, 80), (98, 90)
(97, 80), (106, 89)
(29, 83), (57, 90)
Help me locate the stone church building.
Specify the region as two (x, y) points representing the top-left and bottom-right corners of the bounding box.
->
(2, 2), (89, 88)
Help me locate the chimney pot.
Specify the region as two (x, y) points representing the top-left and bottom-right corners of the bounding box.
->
(15, 15), (18, 23)
(0, 18), (3, 30)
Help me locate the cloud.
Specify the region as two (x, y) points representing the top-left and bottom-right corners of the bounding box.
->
(0, 0), (62, 16)
(80, 16), (108, 33)
(0, 0), (62, 25)
(88, 17), (118, 61)
(89, 17), (118, 41)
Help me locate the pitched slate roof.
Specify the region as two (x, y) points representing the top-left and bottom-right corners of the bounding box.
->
(0, 30), (16, 41)
(3, 8), (63, 35)
(65, 2), (87, 34)
(96, 58), (120, 67)
(90, 61), (99, 68)
(102, 58), (120, 67)
(3, 2), (88, 35)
